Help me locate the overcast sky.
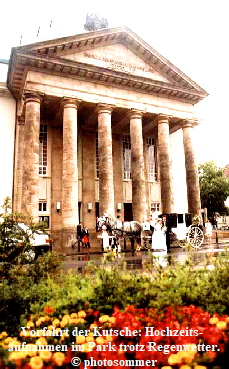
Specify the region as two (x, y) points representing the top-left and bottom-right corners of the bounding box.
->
(1, 0), (228, 167)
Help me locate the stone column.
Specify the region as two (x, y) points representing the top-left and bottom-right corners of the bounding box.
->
(129, 109), (147, 222)
(97, 104), (115, 217)
(157, 114), (174, 213)
(143, 137), (150, 218)
(82, 131), (96, 229)
(51, 124), (63, 250)
(62, 98), (80, 247)
(21, 93), (42, 222)
(13, 116), (25, 213)
(182, 121), (201, 216)
(113, 134), (124, 220)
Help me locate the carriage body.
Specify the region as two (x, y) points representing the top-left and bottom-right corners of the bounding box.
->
(165, 213), (204, 248)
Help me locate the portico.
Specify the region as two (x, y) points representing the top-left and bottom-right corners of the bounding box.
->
(7, 26), (208, 249)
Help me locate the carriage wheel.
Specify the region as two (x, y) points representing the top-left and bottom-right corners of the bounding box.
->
(187, 226), (204, 248)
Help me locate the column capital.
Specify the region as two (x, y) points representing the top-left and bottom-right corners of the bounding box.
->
(62, 97), (81, 109)
(181, 118), (195, 128)
(128, 109), (143, 119)
(157, 113), (170, 124)
(97, 103), (114, 115)
(24, 92), (42, 104)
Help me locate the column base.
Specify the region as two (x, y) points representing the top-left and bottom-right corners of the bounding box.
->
(62, 228), (77, 249)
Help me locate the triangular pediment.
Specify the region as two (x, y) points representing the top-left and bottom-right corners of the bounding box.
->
(60, 43), (170, 83)
(8, 26), (208, 102)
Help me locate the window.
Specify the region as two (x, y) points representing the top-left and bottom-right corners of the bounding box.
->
(151, 202), (160, 212)
(123, 135), (131, 180)
(95, 132), (99, 179)
(39, 201), (47, 212)
(147, 138), (157, 181)
(39, 216), (50, 228)
(178, 214), (184, 224)
(39, 124), (48, 175)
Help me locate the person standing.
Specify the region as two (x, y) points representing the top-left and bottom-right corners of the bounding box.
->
(97, 225), (112, 251)
(162, 214), (170, 251)
(82, 227), (90, 248)
(205, 219), (213, 242)
(151, 219), (167, 251)
(77, 222), (84, 246)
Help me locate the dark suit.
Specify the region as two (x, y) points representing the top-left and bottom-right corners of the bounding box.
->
(162, 217), (170, 251)
(77, 224), (83, 242)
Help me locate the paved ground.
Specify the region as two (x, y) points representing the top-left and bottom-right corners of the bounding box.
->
(64, 230), (229, 255)
(62, 241), (229, 273)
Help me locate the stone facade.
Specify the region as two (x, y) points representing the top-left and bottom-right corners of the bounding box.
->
(6, 27), (208, 249)
(0, 60), (16, 210)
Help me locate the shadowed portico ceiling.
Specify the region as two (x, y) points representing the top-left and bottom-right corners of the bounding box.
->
(7, 26), (208, 103)
(40, 98), (177, 135)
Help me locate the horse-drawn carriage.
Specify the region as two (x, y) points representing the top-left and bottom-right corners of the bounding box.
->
(97, 212), (204, 251)
(146, 213), (204, 249)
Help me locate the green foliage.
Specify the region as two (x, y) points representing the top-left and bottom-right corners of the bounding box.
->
(0, 198), (29, 264)
(2, 251), (229, 337)
(0, 251), (62, 334)
(199, 160), (229, 217)
(0, 197), (51, 276)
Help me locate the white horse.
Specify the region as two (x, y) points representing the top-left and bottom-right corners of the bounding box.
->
(97, 213), (142, 236)
(97, 213), (149, 250)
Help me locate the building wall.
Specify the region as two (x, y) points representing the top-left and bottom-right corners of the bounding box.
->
(0, 61), (16, 211)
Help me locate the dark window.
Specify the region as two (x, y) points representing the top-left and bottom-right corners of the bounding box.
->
(167, 213), (178, 228)
(178, 214), (184, 224)
(123, 135), (131, 180)
(39, 216), (50, 228)
(96, 202), (100, 218)
(185, 213), (192, 227)
(39, 202), (47, 212)
(124, 203), (133, 221)
(95, 133), (99, 178)
(39, 124), (48, 175)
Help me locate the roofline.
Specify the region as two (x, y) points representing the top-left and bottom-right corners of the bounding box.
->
(11, 26), (208, 96)
(13, 26), (129, 51)
(0, 59), (9, 64)
(7, 26), (209, 101)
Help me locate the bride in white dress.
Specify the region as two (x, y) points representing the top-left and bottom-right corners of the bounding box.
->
(151, 219), (167, 251)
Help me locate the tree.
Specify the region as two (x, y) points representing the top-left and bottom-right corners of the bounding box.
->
(199, 161), (229, 219)
(0, 197), (49, 265)
(224, 164), (229, 178)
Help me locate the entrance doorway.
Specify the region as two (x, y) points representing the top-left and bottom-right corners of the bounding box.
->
(78, 202), (81, 223)
(124, 203), (133, 221)
(96, 202), (99, 218)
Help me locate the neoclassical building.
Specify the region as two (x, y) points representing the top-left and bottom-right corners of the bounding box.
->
(6, 26), (208, 248)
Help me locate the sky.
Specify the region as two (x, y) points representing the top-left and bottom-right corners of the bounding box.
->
(1, 0), (228, 168)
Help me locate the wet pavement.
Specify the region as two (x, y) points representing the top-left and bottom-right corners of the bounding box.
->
(62, 242), (229, 273)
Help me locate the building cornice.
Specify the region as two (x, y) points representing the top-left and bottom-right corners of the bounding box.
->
(8, 51), (207, 104)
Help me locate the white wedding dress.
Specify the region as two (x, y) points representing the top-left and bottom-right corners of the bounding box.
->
(151, 223), (167, 251)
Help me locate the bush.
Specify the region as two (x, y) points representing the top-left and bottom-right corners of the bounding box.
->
(2, 251), (229, 338)
(0, 251), (62, 334)
(0, 198), (52, 280)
